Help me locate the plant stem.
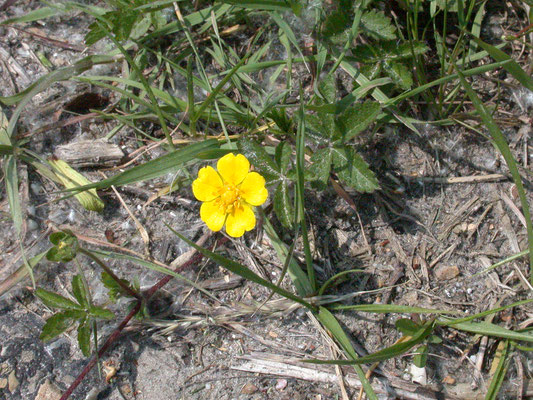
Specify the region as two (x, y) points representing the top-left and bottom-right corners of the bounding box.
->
(79, 248), (141, 301)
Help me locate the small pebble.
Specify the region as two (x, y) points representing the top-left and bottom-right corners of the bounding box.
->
(27, 218), (39, 231)
(434, 265), (460, 281)
(241, 383), (258, 394)
(8, 370), (19, 392)
(442, 375), (456, 385)
(275, 379), (287, 390)
(30, 182), (43, 195)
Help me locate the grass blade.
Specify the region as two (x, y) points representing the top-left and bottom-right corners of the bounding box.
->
(457, 68), (533, 284)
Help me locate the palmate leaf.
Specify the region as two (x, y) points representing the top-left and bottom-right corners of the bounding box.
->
(238, 138), (281, 183)
(77, 318), (91, 357)
(273, 180), (293, 229)
(338, 101), (381, 141)
(332, 146), (379, 192)
(35, 288), (84, 311)
(71, 275), (89, 309)
(383, 60), (413, 90)
(360, 10), (396, 41)
(308, 148), (333, 188)
(40, 310), (85, 342)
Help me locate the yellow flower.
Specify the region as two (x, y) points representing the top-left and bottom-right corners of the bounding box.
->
(192, 153), (268, 238)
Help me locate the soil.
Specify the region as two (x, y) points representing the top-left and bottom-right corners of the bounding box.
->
(0, 1), (532, 400)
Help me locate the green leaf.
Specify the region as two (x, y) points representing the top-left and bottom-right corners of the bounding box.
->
(445, 320), (533, 343)
(46, 230), (79, 263)
(71, 275), (89, 309)
(5, 156), (22, 236)
(322, 10), (350, 37)
(468, 36), (533, 92)
(275, 141), (292, 175)
(305, 113), (337, 141)
(360, 10), (396, 40)
(89, 306), (114, 320)
(318, 74), (337, 104)
(273, 181), (293, 229)
(168, 226), (314, 310)
(413, 344), (428, 368)
(383, 60), (413, 90)
(77, 319), (91, 357)
(485, 341), (510, 400)
(331, 146), (379, 192)
(308, 148), (332, 187)
(238, 138), (281, 183)
(35, 288), (84, 311)
(40, 311), (85, 342)
(0, 7), (60, 26)
(396, 318), (420, 335)
(306, 319), (435, 365)
(316, 307), (378, 399)
(100, 271), (134, 302)
(338, 101), (381, 141)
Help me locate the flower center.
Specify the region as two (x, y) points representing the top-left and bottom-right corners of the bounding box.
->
(217, 183), (242, 214)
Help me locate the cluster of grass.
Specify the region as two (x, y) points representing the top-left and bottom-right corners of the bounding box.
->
(1, 0), (533, 398)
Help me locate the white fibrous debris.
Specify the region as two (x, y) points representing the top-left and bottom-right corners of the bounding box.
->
(410, 364), (427, 385)
(67, 209), (76, 223)
(513, 89), (533, 112)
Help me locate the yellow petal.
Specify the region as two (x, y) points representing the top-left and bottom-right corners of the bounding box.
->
(240, 172), (268, 206)
(192, 166), (223, 202)
(200, 200), (226, 232)
(217, 153), (250, 185)
(225, 204), (255, 238)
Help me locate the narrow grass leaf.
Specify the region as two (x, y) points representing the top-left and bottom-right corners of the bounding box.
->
(0, 250), (47, 298)
(5, 156), (22, 236)
(485, 340), (510, 400)
(457, 69), (533, 283)
(446, 320), (533, 343)
(315, 307), (378, 399)
(469, 36), (533, 91)
(330, 304), (456, 315)
(306, 318), (435, 365)
(168, 226), (315, 310)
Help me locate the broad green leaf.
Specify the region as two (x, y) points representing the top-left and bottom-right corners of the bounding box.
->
(339, 101), (381, 141)
(383, 60), (413, 90)
(50, 159), (104, 212)
(168, 226), (314, 310)
(100, 271), (133, 302)
(273, 181), (293, 229)
(89, 306), (114, 320)
(308, 148), (332, 187)
(35, 288), (84, 311)
(396, 318), (420, 335)
(331, 146), (379, 192)
(77, 319), (91, 357)
(71, 275), (89, 309)
(40, 310), (85, 342)
(318, 74), (337, 104)
(275, 141), (292, 175)
(305, 113), (337, 141)
(238, 139), (281, 183)
(360, 10), (396, 40)
(322, 10), (350, 37)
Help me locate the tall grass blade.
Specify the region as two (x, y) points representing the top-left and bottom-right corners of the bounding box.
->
(457, 68), (533, 284)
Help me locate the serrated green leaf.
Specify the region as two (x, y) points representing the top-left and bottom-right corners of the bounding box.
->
(361, 10), (396, 40)
(322, 10), (350, 37)
(89, 306), (114, 320)
(275, 142), (292, 175)
(383, 60), (413, 90)
(35, 288), (85, 311)
(339, 101), (381, 141)
(332, 146), (379, 192)
(40, 310), (85, 342)
(238, 139), (281, 183)
(71, 275), (89, 309)
(308, 148), (333, 187)
(305, 113), (337, 141)
(413, 344), (428, 368)
(77, 319), (91, 357)
(273, 181), (293, 229)
(318, 74), (337, 104)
